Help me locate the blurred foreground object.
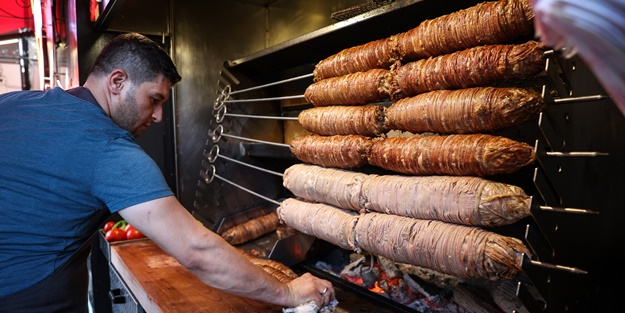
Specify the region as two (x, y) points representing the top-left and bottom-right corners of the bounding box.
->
(531, 0), (625, 116)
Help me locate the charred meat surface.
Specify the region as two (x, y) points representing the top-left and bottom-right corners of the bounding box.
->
(386, 87), (544, 134)
(368, 134), (535, 176)
(298, 105), (388, 137)
(221, 212), (280, 245)
(290, 134), (373, 169)
(393, 41), (546, 97)
(398, 0), (535, 61)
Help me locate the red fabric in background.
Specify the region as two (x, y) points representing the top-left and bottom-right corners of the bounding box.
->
(0, 0), (34, 36)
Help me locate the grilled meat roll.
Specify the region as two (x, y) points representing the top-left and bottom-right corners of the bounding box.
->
(386, 87), (544, 134)
(368, 134), (535, 176)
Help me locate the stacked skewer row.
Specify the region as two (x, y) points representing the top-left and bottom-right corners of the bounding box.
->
(282, 0), (541, 282)
(201, 0), (601, 301)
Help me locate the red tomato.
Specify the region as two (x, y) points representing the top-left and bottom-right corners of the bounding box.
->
(105, 228), (126, 242)
(125, 225), (146, 240)
(103, 221), (115, 232)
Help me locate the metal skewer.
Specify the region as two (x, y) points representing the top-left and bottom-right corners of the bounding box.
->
(543, 49), (557, 57)
(213, 98), (298, 123)
(220, 154), (284, 177)
(539, 206), (599, 215)
(545, 151), (609, 157)
(213, 73), (311, 111)
(213, 97), (299, 123)
(224, 113), (298, 121)
(205, 145), (283, 177)
(529, 259), (588, 275)
(534, 139), (610, 158)
(521, 253), (588, 276)
(200, 163), (281, 206)
(221, 133), (290, 147)
(540, 69), (609, 105)
(209, 124), (290, 147)
(229, 73), (313, 95)
(553, 94), (609, 104)
(223, 94), (304, 103)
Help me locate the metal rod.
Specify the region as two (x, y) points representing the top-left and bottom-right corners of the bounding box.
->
(530, 260), (588, 275)
(218, 154), (283, 177)
(223, 94), (304, 103)
(214, 173), (282, 206)
(230, 73), (313, 95)
(545, 151), (609, 157)
(553, 94), (609, 104)
(224, 113), (298, 121)
(221, 133), (291, 148)
(539, 206), (599, 215)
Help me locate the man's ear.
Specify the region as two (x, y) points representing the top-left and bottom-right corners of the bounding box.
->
(108, 69), (128, 95)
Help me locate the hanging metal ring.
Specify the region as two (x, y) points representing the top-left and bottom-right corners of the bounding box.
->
(214, 103), (227, 124)
(208, 124), (223, 143)
(213, 85), (231, 111)
(200, 164), (216, 184)
(207, 145), (219, 163)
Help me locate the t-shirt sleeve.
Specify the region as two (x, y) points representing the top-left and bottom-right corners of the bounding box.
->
(92, 137), (174, 213)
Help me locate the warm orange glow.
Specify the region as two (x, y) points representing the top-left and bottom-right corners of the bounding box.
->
(343, 275), (363, 286)
(388, 277), (401, 287)
(369, 281), (385, 294)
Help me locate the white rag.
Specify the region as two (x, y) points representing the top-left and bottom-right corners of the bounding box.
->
(282, 299), (339, 313)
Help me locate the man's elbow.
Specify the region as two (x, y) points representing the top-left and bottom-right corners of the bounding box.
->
(172, 236), (221, 272)
(176, 250), (203, 270)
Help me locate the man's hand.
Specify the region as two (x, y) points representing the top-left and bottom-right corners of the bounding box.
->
(286, 273), (335, 308)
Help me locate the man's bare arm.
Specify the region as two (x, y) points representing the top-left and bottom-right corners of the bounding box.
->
(118, 196), (334, 307)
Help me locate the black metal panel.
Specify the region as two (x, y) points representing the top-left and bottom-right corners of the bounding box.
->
(109, 267), (145, 313)
(226, 0), (483, 77)
(94, 0), (169, 36)
(531, 53), (625, 313)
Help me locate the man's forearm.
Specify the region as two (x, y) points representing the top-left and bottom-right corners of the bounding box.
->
(182, 233), (290, 305)
(119, 197), (327, 308)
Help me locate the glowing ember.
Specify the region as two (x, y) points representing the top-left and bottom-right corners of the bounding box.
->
(369, 281), (385, 294)
(333, 254), (469, 312)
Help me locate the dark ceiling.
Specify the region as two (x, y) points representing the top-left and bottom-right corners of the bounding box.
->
(94, 0), (169, 35)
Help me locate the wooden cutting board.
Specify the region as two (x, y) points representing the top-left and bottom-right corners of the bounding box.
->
(110, 239), (284, 312)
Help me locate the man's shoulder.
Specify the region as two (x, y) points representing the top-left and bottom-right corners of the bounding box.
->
(0, 89), (45, 101)
(0, 87), (79, 105)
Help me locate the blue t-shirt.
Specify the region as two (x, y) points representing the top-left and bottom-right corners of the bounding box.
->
(0, 87), (173, 297)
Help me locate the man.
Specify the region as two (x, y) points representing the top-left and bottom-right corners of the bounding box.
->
(0, 33), (334, 312)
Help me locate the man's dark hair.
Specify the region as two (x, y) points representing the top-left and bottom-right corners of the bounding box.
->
(89, 32), (181, 86)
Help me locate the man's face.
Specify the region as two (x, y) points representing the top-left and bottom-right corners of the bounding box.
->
(110, 74), (172, 137)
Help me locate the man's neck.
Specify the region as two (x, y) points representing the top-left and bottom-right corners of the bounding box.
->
(82, 77), (111, 117)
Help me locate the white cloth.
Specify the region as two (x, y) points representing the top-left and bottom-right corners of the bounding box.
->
(283, 299), (339, 313)
(531, 0), (625, 116)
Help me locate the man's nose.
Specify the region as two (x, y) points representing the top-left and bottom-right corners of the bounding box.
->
(152, 105), (163, 123)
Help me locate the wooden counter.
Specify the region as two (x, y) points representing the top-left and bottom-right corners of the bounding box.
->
(110, 239), (284, 312)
